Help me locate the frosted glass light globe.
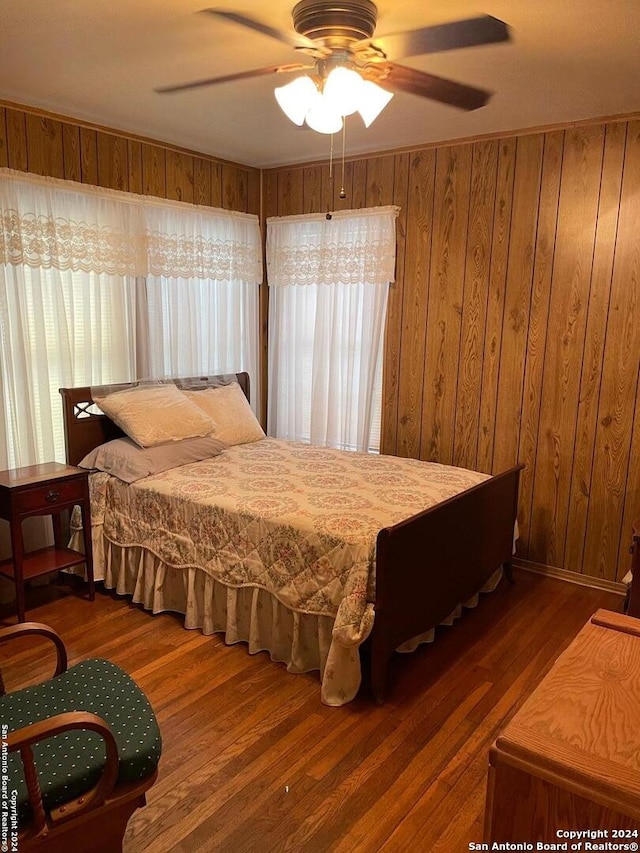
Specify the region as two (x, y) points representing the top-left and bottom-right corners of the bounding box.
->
(358, 80), (394, 127)
(323, 66), (364, 117)
(305, 95), (343, 134)
(274, 76), (320, 126)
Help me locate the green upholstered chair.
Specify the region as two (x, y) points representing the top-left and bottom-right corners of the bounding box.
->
(0, 622), (161, 853)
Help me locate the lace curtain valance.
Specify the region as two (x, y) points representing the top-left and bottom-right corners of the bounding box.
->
(266, 206), (399, 287)
(0, 168), (262, 283)
(144, 205), (262, 282)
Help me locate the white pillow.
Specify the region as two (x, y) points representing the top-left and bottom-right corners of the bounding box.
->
(94, 383), (217, 448)
(182, 383), (265, 446)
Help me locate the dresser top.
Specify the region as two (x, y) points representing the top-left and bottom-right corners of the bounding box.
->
(0, 462), (84, 490)
(496, 609), (640, 803)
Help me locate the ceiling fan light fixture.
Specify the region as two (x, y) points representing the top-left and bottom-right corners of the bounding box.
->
(274, 75), (319, 125)
(322, 66), (364, 116)
(357, 80), (394, 127)
(305, 96), (343, 134)
(163, 7), (509, 132)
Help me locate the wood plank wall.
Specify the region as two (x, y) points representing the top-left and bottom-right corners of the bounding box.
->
(0, 104), (260, 211)
(264, 118), (640, 584)
(1, 103), (638, 583)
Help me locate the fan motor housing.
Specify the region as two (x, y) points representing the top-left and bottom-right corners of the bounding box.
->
(292, 0), (378, 47)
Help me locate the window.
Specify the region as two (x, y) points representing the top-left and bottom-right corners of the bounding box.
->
(0, 264), (137, 468)
(141, 204), (260, 403)
(266, 207), (398, 453)
(143, 277), (258, 387)
(0, 169), (262, 468)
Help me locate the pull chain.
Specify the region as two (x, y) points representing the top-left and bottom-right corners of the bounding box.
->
(329, 132), (335, 203)
(339, 117), (347, 200)
(327, 132), (335, 219)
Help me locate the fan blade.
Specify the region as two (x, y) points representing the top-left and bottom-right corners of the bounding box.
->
(156, 64), (308, 94)
(364, 62), (492, 111)
(201, 8), (318, 51)
(361, 15), (510, 60)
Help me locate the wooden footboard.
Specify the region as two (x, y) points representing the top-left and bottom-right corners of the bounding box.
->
(370, 464), (523, 704)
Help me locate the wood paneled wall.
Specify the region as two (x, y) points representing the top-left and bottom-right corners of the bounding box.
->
(264, 119), (640, 584)
(0, 104), (260, 212)
(2, 103), (638, 582)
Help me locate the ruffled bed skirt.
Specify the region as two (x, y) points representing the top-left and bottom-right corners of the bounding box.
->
(71, 529), (502, 706)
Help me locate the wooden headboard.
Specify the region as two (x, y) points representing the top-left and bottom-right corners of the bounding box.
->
(59, 373), (250, 466)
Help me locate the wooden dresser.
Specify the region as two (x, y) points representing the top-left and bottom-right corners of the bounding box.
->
(627, 518), (640, 617)
(484, 609), (640, 843)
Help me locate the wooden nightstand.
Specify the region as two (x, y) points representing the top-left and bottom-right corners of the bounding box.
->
(0, 462), (95, 622)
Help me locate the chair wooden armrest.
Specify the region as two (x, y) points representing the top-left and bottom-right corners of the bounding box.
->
(0, 626), (160, 852)
(9, 711), (119, 838)
(0, 622), (68, 694)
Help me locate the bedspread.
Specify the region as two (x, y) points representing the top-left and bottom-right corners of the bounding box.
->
(82, 439), (489, 648)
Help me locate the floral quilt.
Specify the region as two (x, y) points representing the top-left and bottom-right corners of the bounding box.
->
(87, 439), (489, 647)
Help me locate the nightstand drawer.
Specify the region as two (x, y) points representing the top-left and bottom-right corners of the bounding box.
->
(15, 477), (86, 513)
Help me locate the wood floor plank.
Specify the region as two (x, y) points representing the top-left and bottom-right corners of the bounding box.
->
(0, 572), (622, 852)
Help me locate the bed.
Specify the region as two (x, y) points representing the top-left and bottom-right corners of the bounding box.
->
(60, 372), (523, 706)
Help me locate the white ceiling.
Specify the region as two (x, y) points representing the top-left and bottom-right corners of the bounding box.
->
(1, 0), (640, 169)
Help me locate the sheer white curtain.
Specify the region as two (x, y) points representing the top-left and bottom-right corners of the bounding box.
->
(0, 265), (137, 468)
(0, 171), (143, 469)
(0, 168), (263, 468)
(267, 206), (398, 452)
(142, 203), (261, 412)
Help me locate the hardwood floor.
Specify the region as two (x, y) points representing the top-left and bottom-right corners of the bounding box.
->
(2, 571), (622, 852)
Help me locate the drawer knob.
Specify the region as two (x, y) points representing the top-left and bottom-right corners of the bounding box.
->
(46, 490), (60, 503)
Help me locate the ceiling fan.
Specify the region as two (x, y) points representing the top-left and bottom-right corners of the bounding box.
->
(157, 1), (511, 131)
